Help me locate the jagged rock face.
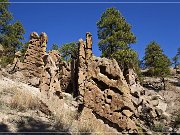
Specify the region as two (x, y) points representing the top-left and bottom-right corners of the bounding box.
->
(59, 61), (72, 92)
(6, 31), (171, 133)
(23, 32), (48, 78)
(40, 50), (62, 98)
(76, 33), (137, 132)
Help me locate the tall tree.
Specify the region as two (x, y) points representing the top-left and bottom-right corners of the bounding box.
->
(59, 42), (78, 62)
(0, 0), (25, 66)
(97, 7), (137, 71)
(144, 41), (171, 77)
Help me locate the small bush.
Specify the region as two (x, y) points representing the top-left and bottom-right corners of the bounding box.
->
(0, 56), (14, 68)
(174, 112), (180, 127)
(153, 123), (165, 132)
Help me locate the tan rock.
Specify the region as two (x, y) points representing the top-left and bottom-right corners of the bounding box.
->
(22, 32), (48, 80)
(40, 52), (62, 99)
(76, 33), (137, 132)
(122, 110), (133, 117)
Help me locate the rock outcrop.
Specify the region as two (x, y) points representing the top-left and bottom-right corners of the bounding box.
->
(75, 32), (137, 132)
(40, 50), (62, 99)
(7, 31), (174, 133)
(126, 68), (170, 131)
(23, 32), (48, 79)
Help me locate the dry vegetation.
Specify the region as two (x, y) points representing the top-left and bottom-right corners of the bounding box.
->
(0, 77), (106, 134)
(10, 89), (40, 112)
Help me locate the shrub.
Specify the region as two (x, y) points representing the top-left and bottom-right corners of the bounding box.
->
(174, 112), (180, 127)
(0, 55), (14, 67)
(153, 123), (165, 132)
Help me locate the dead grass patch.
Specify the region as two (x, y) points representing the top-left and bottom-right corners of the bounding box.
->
(10, 88), (40, 112)
(53, 109), (77, 132)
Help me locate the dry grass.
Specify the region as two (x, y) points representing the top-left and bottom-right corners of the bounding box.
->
(53, 108), (77, 132)
(10, 88), (40, 112)
(0, 78), (117, 134)
(76, 119), (95, 134)
(69, 108), (117, 135)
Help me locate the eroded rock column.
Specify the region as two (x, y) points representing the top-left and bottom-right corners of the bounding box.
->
(76, 32), (137, 132)
(40, 50), (62, 99)
(23, 32), (48, 78)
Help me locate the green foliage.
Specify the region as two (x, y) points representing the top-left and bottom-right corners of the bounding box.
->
(20, 42), (29, 55)
(144, 41), (171, 77)
(172, 47), (180, 69)
(52, 43), (59, 50)
(59, 42), (78, 62)
(97, 7), (137, 71)
(0, 0), (25, 66)
(0, 55), (14, 67)
(18, 42), (29, 62)
(0, 0), (12, 29)
(153, 123), (165, 132)
(112, 48), (139, 70)
(174, 111), (180, 127)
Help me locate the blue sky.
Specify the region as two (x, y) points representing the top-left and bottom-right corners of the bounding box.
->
(9, 0), (180, 60)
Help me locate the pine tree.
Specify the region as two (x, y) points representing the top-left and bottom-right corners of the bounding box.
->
(172, 55), (179, 69)
(172, 47), (180, 73)
(0, 0), (25, 66)
(97, 7), (137, 71)
(59, 42), (78, 62)
(144, 41), (171, 77)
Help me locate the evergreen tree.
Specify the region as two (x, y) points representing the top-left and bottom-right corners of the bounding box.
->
(144, 41), (171, 77)
(59, 42), (78, 62)
(0, 0), (25, 66)
(51, 43), (59, 50)
(172, 47), (180, 72)
(97, 7), (137, 71)
(172, 55), (179, 69)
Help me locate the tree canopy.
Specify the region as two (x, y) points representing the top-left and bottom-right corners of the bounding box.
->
(0, 0), (25, 66)
(51, 43), (59, 51)
(172, 47), (180, 69)
(143, 41), (171, 77)
(97, 7), (138, 71)
(59, 42), (78, 62)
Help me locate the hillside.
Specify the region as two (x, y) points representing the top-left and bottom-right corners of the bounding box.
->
(0, 32), (180, 134)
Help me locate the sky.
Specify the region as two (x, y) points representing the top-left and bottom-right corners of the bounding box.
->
(8, 0), (180, 60)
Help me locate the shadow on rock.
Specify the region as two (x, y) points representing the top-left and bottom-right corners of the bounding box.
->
(0, 123), (10, 132)
(16, 116), (71, 134)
